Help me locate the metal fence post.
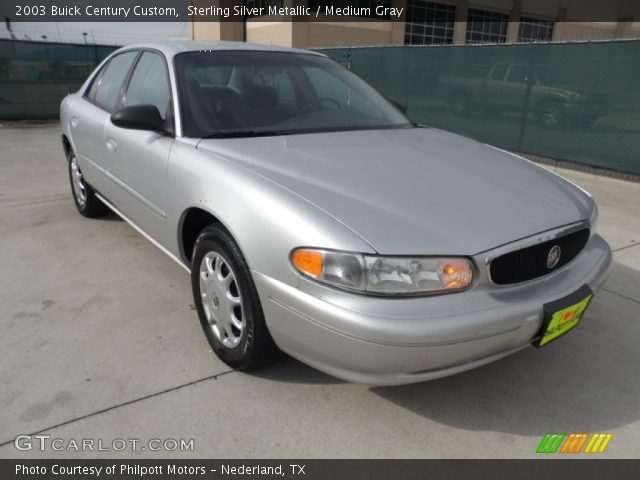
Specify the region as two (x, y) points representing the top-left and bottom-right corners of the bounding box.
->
(517, 46), (536, 153)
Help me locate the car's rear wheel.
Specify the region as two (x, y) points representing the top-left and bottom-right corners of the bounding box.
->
(67, 150), (109, 217)
(538, 102), (564, 128)
(191, 224), (278, 370)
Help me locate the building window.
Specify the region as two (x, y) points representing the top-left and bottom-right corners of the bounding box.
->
(244, 0), (283, 17)
(518, 17), (554, 42)
(309, 1), (393, 19)
(404, 1), (456, 45)
(465, 8), (509, 44)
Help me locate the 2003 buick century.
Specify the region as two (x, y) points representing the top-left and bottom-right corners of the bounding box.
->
(60, 41), (612, 385)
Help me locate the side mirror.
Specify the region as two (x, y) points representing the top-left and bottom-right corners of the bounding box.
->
(391, 99), (407, 114)
(111, 104), (164, 132)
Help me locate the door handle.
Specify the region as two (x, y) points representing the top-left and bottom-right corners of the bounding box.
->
(70, 117), (79, 129)
(106, 138), (118, 152)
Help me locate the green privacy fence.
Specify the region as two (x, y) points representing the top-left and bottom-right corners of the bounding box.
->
(320, 40), (640, 176)
(2, 39), (639, 175)
(0, 39), (117, 120)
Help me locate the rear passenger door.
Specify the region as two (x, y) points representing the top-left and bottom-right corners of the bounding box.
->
(103, 50), (174, 243)
(70, 50), (139, 194)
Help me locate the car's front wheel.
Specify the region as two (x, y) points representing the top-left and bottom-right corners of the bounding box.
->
(191, 224), (278, 370)
(538, 102), (564, 128)
(67, 150), (109, 217)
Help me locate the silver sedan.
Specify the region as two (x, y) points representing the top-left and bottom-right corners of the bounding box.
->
(60, 41), (612, 385)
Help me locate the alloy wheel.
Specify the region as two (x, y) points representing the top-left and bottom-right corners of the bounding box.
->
(542, 108), (560, 127)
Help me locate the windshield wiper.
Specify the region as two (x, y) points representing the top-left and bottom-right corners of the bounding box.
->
(202, 130), (291, 139)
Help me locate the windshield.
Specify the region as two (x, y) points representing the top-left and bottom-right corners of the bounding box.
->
(174, 50), (412, 138)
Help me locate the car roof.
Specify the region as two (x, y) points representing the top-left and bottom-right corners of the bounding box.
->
(113, 40), (324, 59)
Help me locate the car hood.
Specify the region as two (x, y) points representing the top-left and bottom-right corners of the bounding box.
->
(197, 127), (592, 255)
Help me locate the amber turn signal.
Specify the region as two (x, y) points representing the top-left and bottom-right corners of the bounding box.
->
(291, 249), (323, 278)
(443, 264), (457, 276)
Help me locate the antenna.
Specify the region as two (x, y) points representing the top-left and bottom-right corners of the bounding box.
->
(4, 17), (16, 39)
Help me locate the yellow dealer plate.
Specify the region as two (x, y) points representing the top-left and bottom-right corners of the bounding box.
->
(535, 285), (593, 348)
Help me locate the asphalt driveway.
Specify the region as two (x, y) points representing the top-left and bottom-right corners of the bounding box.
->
(1, 125), (639, 458)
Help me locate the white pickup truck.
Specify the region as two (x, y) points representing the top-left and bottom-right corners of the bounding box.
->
(439, 63), (608, 128)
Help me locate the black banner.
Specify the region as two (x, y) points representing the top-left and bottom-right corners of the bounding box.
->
(2, 460), (639, 480)
(1, 0), (639, 22)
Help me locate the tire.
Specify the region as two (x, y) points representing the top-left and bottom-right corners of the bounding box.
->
(191, 224), (278, 370)
(67, 149), (109, 218)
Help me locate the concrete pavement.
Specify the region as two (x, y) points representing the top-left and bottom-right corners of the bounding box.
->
(1, 125), (638, 458)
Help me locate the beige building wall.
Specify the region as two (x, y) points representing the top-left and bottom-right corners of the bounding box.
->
(304, 21), (403, 48)
(246, 21), (293, 46)
(554, 22), (618, 41)
(221, 22), (244, 42)
(189, 21), (221, 41)
(553, 22), (640, 41)
(191, 0), (640, 47)
(245, 20), (404, 49)
(188, 0), (243, 41)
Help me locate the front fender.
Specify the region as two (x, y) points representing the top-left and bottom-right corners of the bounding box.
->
(168, 140), (376, 288)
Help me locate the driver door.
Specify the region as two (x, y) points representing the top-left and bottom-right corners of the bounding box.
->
(103, 50), (175, 243)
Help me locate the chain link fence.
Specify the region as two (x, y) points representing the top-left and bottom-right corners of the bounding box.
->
(0, 39), (117, 120)
(320, 40), (640, 176)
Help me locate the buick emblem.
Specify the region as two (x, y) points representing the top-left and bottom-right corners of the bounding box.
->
(546, 245), (562, 269)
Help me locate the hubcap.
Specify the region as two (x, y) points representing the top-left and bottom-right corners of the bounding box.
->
(199, 251), (244, 349)
(70, 155), (87, 207)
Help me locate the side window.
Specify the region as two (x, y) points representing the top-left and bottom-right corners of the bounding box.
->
(490, 64), (508, 81)
(87, 51), (138, 112)
(506, 65), (529, 84)
(122, 52), (172, 119)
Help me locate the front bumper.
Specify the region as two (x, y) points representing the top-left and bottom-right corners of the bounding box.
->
(254, 234), (612, 385)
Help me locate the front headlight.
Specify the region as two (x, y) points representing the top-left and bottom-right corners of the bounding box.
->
(291, 248), (475, 296)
